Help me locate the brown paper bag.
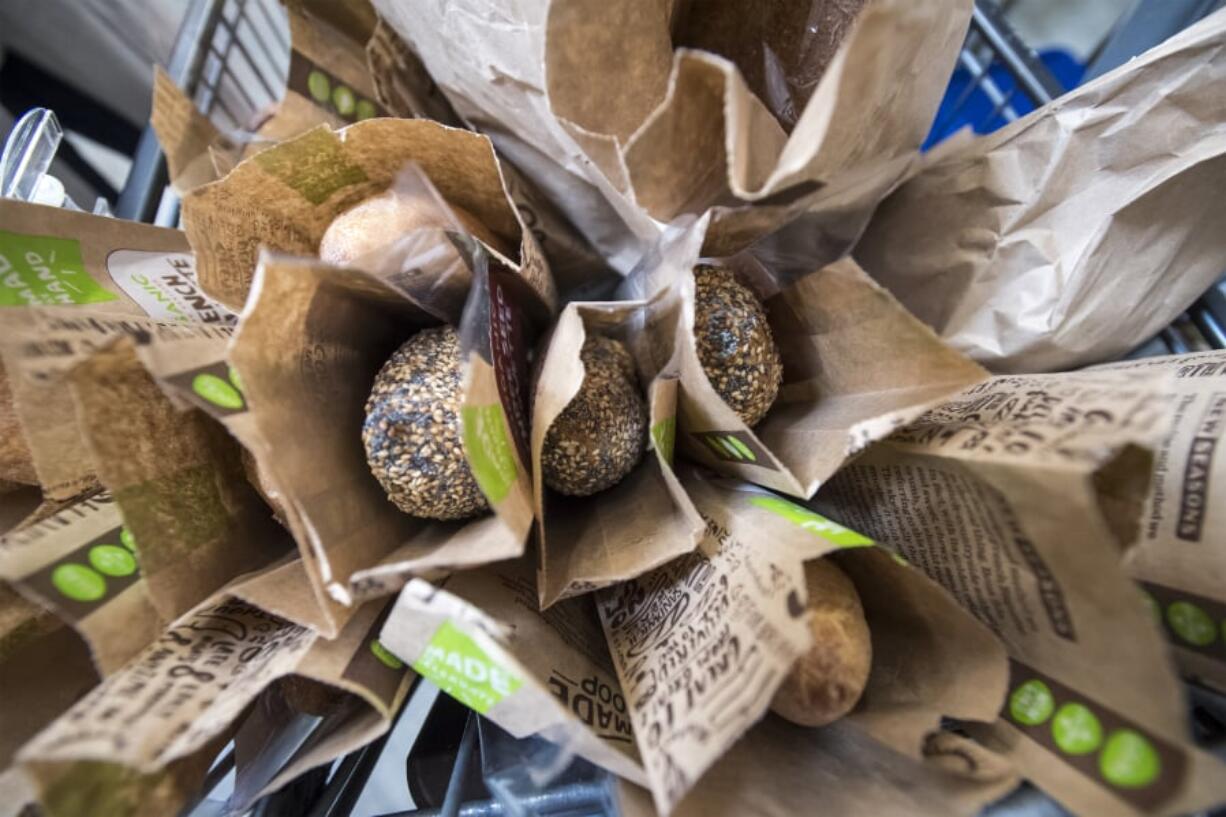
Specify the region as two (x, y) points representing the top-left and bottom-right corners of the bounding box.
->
(0, 492), (164, 675)
(531, 300), (703, 606)
(1090, 351), (1226, 694)
(66, 336), (291, 623)
(811, 368), (1226, 815)
(855, 10), (1226, 373)
(596, 468), (1009, 813)
(136, 251), (538, 637)
(374, 0), (970, 274)
(181, 118), (556, 313)
(630, 216), (988, 498)
(0, 584), (99, 770)
(18, 589), (413, 817)
(0, 200), (232, 499)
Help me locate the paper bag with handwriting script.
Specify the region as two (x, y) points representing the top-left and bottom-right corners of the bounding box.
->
(181, 119), (556, 313)
(0, 201), (231, 498)
(374, 0), (970, 277)
(855, 11), (1226, 373)
(595, 468), (1009, 813)
(139, 252), (536, 637)
(812, 369), (1226, 816)
(1090, 351), (1226, 694)
(66, 336), (290, 625)
(531, 300), (703, 606)
(18, 590), (413, 817)
(627, 216), (987, 499)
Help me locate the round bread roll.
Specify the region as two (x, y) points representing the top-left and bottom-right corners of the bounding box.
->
(319, 189), (511, 268)
(363, 326), (488, 520)
(692, 264), (782, 427)
(542, 335), (647, 496)
(771, 558), (872, 727)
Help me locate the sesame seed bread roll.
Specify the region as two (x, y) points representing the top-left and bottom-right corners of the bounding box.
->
(771, 558), (872, 727)
(362, 326), (488, 520)
(692, 264), (782, 427)
(542, 335), (647, 497)
(319, 189), (511, 268)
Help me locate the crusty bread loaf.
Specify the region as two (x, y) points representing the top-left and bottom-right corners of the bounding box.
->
(771, 557), (872, 727)
(319, 189), (511, 268)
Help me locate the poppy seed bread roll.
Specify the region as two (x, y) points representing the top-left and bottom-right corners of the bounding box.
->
(542, 335), (647, 497)
(692, 264), (782, 427)
(771, 558), (872, 727)
(320, 189), (511, 268)
(363, 326), (488, 520)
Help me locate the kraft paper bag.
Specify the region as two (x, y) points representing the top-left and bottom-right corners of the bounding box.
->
(627, 215), (987, 498)
(136, 247), (538, 637)
(0, 200), (232, 499)
(0, 492), (163, 675)
(373, 0), (969, 277)
(180, 118), (557, 314)
(855, 10), (1226, 373)
(1091, 351), (1226, 694)
(811, 368), (1226, 816)
(531, 300), (703, 606)
(18, 590), (413, 817)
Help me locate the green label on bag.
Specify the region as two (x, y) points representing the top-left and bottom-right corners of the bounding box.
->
(461, 404), (517, 504)
(651, 417), (676, 464)
(412, 621), (521, 714)
(748, 496), (874, 548)
(253, 128), (368, 205)
(0, 230), (117, 307)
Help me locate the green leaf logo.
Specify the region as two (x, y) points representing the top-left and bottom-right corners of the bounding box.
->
(51, 563), (107, 602)
(1008, 678), (1054, 726)
(461, 404), (517, 504)
(412, 621), (521, 714)
(192, 372), (244, 410)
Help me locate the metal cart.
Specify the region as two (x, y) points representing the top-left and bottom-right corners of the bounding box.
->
(2, 1), (1224, 816)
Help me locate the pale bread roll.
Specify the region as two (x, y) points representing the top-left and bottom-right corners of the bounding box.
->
(770, 557), (872, 727)
(319, 189), (511, 268)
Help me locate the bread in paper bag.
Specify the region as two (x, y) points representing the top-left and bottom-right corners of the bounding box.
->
(0, 200), (232, 500)
(627, 215), (988, 499)
(530, 300), (703, 607)
(812, 368), (1226, 816)
(854, 10), (1226, 372)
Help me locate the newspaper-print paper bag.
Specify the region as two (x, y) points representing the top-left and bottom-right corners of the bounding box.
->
(630, 216), (987, 498)
(855, 10), (1226, 373)
(374, 0), (971, 276)
(1091, 351), (1226, 693)
(0, 201), (231, 498)
(531, 300), (703, 606)
(812, 368), (1226, 816)
(180, 118), (556, 314)
(18, 591), (413, 817)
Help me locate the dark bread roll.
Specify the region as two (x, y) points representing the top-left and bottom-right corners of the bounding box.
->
(363, 326), (488, 520)
(692, 264), (782, 427)
(542, 335), (646, 497)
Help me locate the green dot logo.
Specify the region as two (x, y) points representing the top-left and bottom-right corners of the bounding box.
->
(1099, 729), (1161, 788)
(1167, 601), (1217, 646)
(1140, 591), (1161, 626)
(51, 563), (107, 602)
(307, 70), (331, 103)
(1051, 702), (1103, 755)
(356, 99), (377, 120)
(227, 365), (244, 395)
(370, 638), (404, 670)
(120, 526), (137, 552)
(332, 85), (356, 117)
(193, 372), (244, 410)
(88, 544), (138, 578)
(1009, 679), (1054, 726)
